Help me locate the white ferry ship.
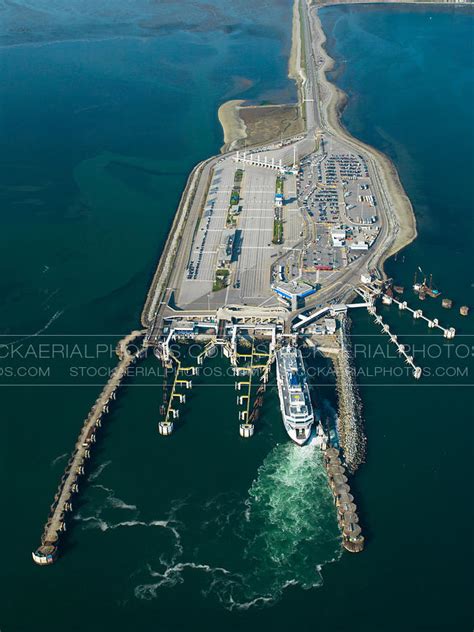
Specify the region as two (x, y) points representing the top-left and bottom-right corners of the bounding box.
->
(275, 344), (314, 445)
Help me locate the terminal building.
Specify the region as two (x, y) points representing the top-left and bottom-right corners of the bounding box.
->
(331, 228), (346, 247)
(271, 278), (317, 310)
(350, 240), (369, 251)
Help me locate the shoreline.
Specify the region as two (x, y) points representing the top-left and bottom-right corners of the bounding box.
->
(217, 99), (247, 153)
(317, 0), (473, 8)
(141, 155), (215, 326)
(218, 0), (470, 269)
(142, 0), (466, 325)
(288, 0), (307, 110)
(217, 0), (306, 154)
(310, 1), (418, 268)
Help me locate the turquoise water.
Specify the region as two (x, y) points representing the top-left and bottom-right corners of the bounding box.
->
(1, 3), (473, 631)
(0, 15), (294, 336)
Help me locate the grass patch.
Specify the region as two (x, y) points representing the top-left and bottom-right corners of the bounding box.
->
(276, 175), (284, 195)
(213, 268), (230, 292)
(226, 212), (237, 228)
(213, 279), (226, 292)
(227, 169), (245, 227)
(230, 189), (240, 206)
(272, 219), (284, 244)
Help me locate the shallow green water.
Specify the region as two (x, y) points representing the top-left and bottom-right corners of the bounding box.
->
(1, 3), (473, 631)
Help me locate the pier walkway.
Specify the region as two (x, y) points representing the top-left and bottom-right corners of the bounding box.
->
(233, 150), (292, 173)
(390, 297), (455, 339)
(32, 329), (146, 565)
(357, 282), (456, 339)
(368, 306), (422, 379)
(158, 349), (196, 436)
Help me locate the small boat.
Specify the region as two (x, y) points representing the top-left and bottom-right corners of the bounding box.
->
(413, 270), (441, 298)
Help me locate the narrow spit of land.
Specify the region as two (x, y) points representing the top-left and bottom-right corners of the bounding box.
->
(218, 99), (247, 152)
(218, 0), (307, 155)
(219, 0), (417, 262)
(308, 0), (417, 261)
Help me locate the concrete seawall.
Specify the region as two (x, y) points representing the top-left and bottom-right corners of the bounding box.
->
(141, 155), (217, 328)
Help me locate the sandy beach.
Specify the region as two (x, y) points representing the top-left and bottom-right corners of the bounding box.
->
(217, 99), (247, 152)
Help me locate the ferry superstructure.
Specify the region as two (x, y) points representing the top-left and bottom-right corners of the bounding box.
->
(275, 345), (314, 445)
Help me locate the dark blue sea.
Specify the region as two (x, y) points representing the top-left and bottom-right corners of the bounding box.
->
(0, 2), (472, 630)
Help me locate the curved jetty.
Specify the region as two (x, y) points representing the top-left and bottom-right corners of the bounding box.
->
(32, 330), (145, 565)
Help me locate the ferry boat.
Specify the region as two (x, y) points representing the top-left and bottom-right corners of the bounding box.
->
(275, 345), (314, 445)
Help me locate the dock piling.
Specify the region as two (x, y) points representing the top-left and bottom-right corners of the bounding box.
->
(323, 446), (364, 553)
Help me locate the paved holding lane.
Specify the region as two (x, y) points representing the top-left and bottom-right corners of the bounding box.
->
(178, 154), (303, 311)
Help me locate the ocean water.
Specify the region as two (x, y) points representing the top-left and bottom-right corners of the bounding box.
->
(319, 5), (474, 632)
(0, 3), (473, 631)
(0, 0), (295, 336)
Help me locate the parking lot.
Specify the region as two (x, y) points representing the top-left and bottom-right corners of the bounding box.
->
(290, 135), (381, 288)
(178, 164), (236, 306)
(177, 150), (302, 310)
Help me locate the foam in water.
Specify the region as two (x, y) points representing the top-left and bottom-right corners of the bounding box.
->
(215, 442), (341, 608)
(74, 486), (185, 564)
(50, 452), (68, 467)
(6, 309), (64, 346)
(88, 482), (138, 511)
(135, 563), (231, 600)
(87, 460), (112, 482)
(134, 442), (342, 610)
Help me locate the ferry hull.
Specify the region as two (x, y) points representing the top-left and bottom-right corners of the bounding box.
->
(284, 419), (313, 446)
(276, 346), (315, 446)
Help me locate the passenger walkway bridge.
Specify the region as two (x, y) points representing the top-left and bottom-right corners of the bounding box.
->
(234, 339), (274, 438)
(154, 325), (275, 439)
(292, 302), (371, 332)
(233, 150), (297, 175)
(367, 305), (422, 379)
(356, 282), (456, 339)
(385, 295), (456, 339)
(157, 349), (196, 436)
